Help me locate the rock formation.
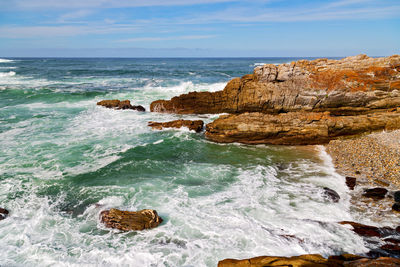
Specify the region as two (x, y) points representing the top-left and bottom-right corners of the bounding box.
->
(100, 208), (163, 231)
(205, 110), (400, 145)
(148, 120), (204, 132)
(218, 254), (400, 267)
(150, 55), (400, 145)
(362, 188), (388, 199)
(97, 99), (145, 112)
(151, 55), (400, 115)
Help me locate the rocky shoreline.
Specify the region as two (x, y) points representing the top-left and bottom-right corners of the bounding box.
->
(90, 55), (400, 266)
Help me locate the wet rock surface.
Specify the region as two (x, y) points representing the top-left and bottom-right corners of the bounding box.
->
(100, 208), (163, 231)
(323, 187), (341, 203)
(218, 254), (400, 267)
(339, 221), (400, 258)
(394, 191), (400, 202)
(148, 119), (204, 132)
(346, 177), (357, 190)
(0, 207), (9, 220)
(392, 203), (400, 212)
(363, 188), (388, 200)
(97, 99), (146, 111)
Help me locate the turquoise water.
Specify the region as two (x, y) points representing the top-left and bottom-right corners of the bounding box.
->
(0, 57), (379, 266)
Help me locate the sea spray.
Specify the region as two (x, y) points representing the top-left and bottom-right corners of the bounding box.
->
(0, 57), (384, 266)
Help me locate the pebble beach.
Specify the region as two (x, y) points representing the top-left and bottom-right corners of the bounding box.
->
(326, 130), (400, 189)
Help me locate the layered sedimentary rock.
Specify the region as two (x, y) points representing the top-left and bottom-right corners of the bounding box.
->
(150, 55), (400, 145)
(100, 208), (163, 231)
(205, 110), (400, 145)
(218, 254), (400, 267)
(151, 55), (400, 115)
(148, 120), (204, 132)
(97, 99), (145, 111)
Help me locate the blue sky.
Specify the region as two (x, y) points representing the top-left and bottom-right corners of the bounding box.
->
(0, 0), (399, 57)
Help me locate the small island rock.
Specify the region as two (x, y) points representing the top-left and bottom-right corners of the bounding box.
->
(100, 208), (163, 231)
(97, 99), (145, 111)
(148, 119), (204, 132)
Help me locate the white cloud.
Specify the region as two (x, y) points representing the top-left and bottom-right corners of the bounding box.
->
(0, 24), (140, 38)
(59, 10), (93, 21)
(7, 0), (237, 9)
(116, 35), (217, 42)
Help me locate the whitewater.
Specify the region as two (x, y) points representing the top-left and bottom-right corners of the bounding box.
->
(0, 58), (396, 266)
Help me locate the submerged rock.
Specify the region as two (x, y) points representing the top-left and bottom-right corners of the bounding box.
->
(339, 221), (382, 237)
(323, 187), (341, 203)
(218, 254), (400, 267)
(148, 119), (204, 132)
(392, 203), (400, 212)
(394, 191), (400, 202)
(346, 177), (357, 190)
(362, 188), (388, 200)
(0, 207), (9, 220)
(97, 99), (145, 111)
(100, 208), (163, 231)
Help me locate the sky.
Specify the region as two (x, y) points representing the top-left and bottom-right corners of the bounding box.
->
(0, 0), (399, 57)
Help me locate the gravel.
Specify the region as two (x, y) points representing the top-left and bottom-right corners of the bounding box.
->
(326, 130), (400, 189)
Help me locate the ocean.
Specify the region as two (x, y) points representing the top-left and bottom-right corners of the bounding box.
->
(0, 57), (393, 266)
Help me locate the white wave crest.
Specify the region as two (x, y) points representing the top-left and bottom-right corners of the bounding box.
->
(0, 71), (16, 77)
(0, 58), (15, 63)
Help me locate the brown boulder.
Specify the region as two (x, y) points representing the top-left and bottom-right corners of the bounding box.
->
(392, 203), (400, 212)
(339, 221), (381, 237)
(344, 257), (400, 267)
(151, 55), (400, 115)
(346, 177), (357, 190)
(97, 99), (145, 111)
(362, 188), (388, 200)
(204, 111), (400, 145)
(323, 187), (340, 203)
(100, 208), (163, 231)
(218, 254), (400, 267)
(148, 120), (204, 132)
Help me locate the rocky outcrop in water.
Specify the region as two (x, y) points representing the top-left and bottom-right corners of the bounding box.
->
(150, 55), (400, 145)
(151, 55), (400, 115)
(100, 208), (163, 231)
(0, 208), (9, 220)
(97, 99), (146, 111)
(339, 221), (400, 258)
(218, 254), (400, 267)
(148, 120), (204, 132)
(205, 110), (400, 145)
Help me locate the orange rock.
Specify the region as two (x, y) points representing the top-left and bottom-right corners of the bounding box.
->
(150, 55), (400, 115)
(97, 99), (145, 111)
(100, 208), (162, 231)
(148, 120), (204, 132)
(205, 111), (400, 145)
